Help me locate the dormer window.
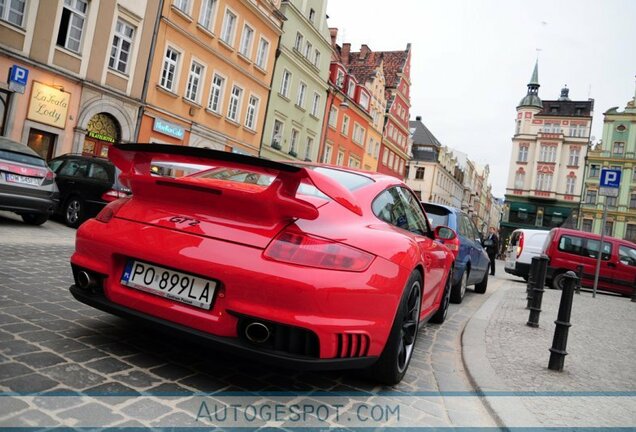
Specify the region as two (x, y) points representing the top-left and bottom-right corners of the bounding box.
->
(359, 92), (370, 110)
(309, 8), (315, 23)
(347, 79), (356, 98)
(335, 69), (345, 88)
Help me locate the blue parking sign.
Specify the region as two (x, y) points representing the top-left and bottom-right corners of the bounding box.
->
(600, 169), (621, 188)
(10, 65), (29, 85)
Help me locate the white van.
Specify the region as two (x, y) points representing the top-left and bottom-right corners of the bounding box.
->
(504, 229), (550, 281)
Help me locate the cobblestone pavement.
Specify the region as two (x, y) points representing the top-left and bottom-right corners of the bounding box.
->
(484, 275), (636, 427)
(0, 212), (496, 428)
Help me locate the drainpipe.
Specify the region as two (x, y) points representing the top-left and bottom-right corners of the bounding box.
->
(258, 27), (283, 158)
(134, 0), (164, 142)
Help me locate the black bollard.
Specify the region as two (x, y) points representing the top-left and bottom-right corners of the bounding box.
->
(527, 255), (548, 328)
(526, 257), (539, 309)
(548, 271), (577, 371)
(631, 275), (636, 303)
(575, 265), (583, 295)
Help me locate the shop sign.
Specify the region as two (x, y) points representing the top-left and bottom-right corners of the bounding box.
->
(153, 117), (185, 139)
(9, 65), (29, 94)
(87, 131), (116, 143)
(27, 81), (71, 129)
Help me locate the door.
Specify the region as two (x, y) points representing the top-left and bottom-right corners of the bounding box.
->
(466, 216), (489, 281)
(614, 244), (636, 295)
(84, 162), (115, 216)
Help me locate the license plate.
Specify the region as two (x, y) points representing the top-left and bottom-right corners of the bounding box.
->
(6, 173), (41, 186)
(121, 260), (216, 310)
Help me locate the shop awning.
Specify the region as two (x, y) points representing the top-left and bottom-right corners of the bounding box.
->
(544, 207), (571, 217)
(509, 202), (537, 213)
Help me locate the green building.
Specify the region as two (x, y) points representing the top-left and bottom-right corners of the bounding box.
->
(259, 0), (331, 162)
(580, 83), (636, 242)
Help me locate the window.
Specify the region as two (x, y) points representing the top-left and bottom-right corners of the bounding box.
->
(590, 164), (600, 177)
(568, 147), (580, 166)
(374, 142), (380, 158)
(0, 0), (26, 26)
(310, 93), (320, 117)
(543, 122), (562, 133)
(630, 193), (636, 209)
(625, 227), (636, 244)
(585, 189), (597, 204)
(328, 106), (337, 127)
(227, 85), (243, 121)
(88, 163), (109, 181)
(353, 123), (365, 145)
(244, 95), (259, 130)
(415, 167), (425, 180)
(255, 38), (269, 69)
(296, 82), (307, 108)
(581, 219), (593, 232)
(535, 173), (552, 191)
(568, 124), (586, 137)
(185, 61), (204, 102)
(239, 24), (254, 57)
(271, 120), (283, 147)
(388, 152), (394, 169)
(612, 142), (625, 155)
(294, 32), (303, 50)
(336, 70), (345, 88)
(280, 70), (292, 97)
(565, 176), (576, 195)
(304, 41), (312, 58)
(314, 50), (320, 67)
(336, 150), (344, 166)
(539, 144), (556, 162)
(57, 0), (88, 53)
(220, 9), (237, 44)
(604, 221), (613, 236)
(174, 0), (190, 13)
(341, 116), (349, 136)
(199, 0), (217, 30)
(289, 129), (299, 155)
(367, 138), (374, 155)
(359, 92), (370, 110)
(322, 144), (332, 163)
(382, 149), (388, 165)
(208, 74), (225, 113)
(347, 80), (356, 98)
(633, 169), (636, 183)
(514, 171), (525, 189)
(304, 137), (313, 161)
(109, 20), (135, 74)
(309, 8), (315, 22)
(348, 156), (360, 168)
(605, 195), (617, 207)
(372, 187), (429, 235)
(160, 47), (180, 91)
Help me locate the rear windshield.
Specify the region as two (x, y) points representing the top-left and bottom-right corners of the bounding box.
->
(422, 204), (450, 228)
(193, 166), (373, 199)
(0, 150), (46, 167)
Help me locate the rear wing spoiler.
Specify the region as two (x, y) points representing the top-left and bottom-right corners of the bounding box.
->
(109, 144), (362, 219)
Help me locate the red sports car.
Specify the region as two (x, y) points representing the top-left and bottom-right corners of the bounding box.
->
(70, 144), (457, 384)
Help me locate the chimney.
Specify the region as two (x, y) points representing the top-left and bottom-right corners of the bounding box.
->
(341, 43), (351, 64)
(329, 28), (338, 46)
(416, 116), (422, 121)
(359, 44), (371, 60)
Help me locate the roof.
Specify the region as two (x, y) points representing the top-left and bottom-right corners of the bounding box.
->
(339, 45), (409, 88)
(409, 120), (442, 147)
(539, 99), (594, 117)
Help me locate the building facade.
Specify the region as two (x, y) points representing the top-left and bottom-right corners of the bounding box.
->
(0, 0), (159, 159)
(138, 0), (283, 154)
(260, 0), (331, 162)
(579, 84), (636, 242)
(501, 61), (593, 243)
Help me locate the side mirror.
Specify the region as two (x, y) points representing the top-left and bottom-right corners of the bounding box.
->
(434, 225), (457, 241)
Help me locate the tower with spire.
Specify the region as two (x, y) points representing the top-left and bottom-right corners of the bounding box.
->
(500, 60), (595, 252)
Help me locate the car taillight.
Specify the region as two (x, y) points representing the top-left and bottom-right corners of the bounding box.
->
(95, 197), (130, 223)
(101, 189), (129, 202)
(516, 232), (525, 258)
(264, 227), (375, 272)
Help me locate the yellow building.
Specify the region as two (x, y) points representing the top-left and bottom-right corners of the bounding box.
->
(138, 0), (284, 154)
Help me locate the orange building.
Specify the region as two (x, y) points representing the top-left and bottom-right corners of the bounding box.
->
(138, 0), (284, 154)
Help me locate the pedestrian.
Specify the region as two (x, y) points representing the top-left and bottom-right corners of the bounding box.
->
(484, 226), (499, 276)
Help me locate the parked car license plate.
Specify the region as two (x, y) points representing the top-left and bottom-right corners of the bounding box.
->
(121, 260), (216, 310)
(6, 173), (41, 186)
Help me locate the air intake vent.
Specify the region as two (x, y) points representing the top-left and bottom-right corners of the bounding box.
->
(336, 333), (370, 358)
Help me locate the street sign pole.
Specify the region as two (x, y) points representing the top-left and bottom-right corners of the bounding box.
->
(592, 202), (607, 298)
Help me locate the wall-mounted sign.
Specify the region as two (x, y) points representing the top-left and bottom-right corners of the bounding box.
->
(9, 65), (29, 93)
(153, 117), (185, 140)
(27, 81), (71, 129)
(87, 131), (116, 143)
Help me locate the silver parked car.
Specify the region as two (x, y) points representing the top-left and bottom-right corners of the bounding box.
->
(0, 137), (59, 225)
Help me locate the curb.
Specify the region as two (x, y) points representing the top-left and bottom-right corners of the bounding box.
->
(461, 279), (541, 428)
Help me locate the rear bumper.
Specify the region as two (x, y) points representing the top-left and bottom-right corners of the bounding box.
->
(70, 284), (377, 370)
(505, 262), (530, 277)
(0, 184), (59, 214)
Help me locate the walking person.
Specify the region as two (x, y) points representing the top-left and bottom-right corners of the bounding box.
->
(484, 227), (499, 276)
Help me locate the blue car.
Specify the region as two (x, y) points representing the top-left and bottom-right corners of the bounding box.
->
(422, 202), (490, 303)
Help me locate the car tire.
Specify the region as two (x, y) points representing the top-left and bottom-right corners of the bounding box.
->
(64, 197), (84, 228)
(430, 272), (452, 324)
(551, 272), (566, 290)
(367, 270), (422, 385)
(475, 269), (488, 294)
(450, 268), (468, 304)
(21, 213), (48, 226)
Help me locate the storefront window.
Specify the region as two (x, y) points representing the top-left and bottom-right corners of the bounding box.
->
(84, 112), (120, 158)
(27, 129), (57, 161)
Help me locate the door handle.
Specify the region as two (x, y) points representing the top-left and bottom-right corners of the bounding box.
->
(607, 262), (616, 268)
(67, 180), (75, 184)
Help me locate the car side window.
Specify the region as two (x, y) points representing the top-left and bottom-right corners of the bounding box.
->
(468, 218), (481, 241)
(584, 239), (612, 260)
(58, 159), (89, 178)
(48, 159), (64, 173)
(396, 187), (429, 236)
(372, 188), (417, 233)
(618, 245), (636, 267)
(459, 215), (471, 238)
(89, 163), (110, 181)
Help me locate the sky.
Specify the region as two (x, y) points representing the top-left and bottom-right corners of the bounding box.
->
(325, 0), (636, 198)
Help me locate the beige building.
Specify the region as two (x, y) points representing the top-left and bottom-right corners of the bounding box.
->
(0, 0), (160, 159)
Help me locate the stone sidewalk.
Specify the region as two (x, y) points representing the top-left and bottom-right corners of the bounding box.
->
(463, 269), (636, 427)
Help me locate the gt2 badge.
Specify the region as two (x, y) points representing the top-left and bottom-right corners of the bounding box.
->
(169, 216), (200, 226)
